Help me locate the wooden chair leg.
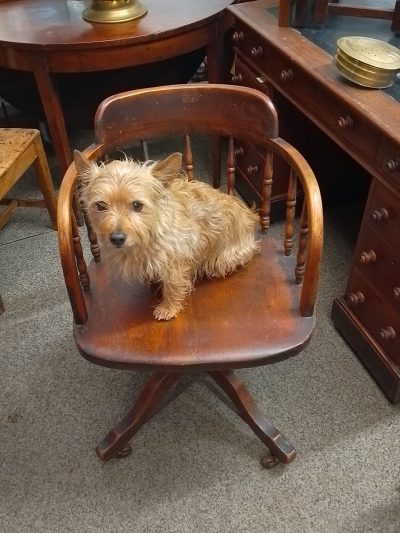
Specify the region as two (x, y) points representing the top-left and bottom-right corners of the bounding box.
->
(0, 199), (18, 230)
(32, 136), (58, 229)
(208, 370), (296, 465)
(96, 372), (183, 462)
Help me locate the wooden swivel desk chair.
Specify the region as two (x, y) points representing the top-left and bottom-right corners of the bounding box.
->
(57, 84), (323, 468)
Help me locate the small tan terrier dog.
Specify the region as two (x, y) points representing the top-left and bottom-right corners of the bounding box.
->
(75, 150), (260, 320)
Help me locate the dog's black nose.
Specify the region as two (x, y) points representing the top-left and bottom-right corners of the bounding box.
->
(109, 231), (126, 247)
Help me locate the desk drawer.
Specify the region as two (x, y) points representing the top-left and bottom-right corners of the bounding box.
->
(346, 271), (400, 364)
(377, 138), (400, 192)
(233, 21), (381, 166)
(352, 224), (400, 311)
(234, 138), (291, 198)
(232, 56), (270, 96)
(364, 180), (400, 252)
(234, 140), (266, 195)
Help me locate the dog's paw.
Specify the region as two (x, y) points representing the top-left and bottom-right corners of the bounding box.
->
(153, 304), (180, 321)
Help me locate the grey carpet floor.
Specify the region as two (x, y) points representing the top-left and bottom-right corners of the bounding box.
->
(1, 131), (400, 533)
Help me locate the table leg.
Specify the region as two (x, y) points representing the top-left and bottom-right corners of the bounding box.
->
(32, 57), (71, 176)
(32, 57), (83, 224)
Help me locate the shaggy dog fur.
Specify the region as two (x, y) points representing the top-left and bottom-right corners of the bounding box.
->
(76, 150), (260, 320)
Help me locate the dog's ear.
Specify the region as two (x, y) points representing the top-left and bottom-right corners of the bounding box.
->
(152, 152), (183, 186)
(74, 150), (92, 175)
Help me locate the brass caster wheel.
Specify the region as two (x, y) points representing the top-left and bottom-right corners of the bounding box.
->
(261, 453), (280, 469)
(117, 443), (132, 459)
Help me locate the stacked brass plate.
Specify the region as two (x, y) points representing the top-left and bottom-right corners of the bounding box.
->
(334, 36), (400, 88)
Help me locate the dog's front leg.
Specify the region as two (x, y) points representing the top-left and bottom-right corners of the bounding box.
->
(153, 274), (193, 321)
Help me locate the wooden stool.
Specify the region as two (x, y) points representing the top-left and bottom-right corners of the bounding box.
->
(0, 127), (57, 313)
(0, 128), (57, 229)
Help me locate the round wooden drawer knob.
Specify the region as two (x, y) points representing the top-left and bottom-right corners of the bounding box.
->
(234, 146), (244, 156)
(232, 31), (244, 42)
(337, 115), (353, 129)
(247, 165), (258, 174)
(279, 69), (294, 81)
(370, 208), (389, 223)
(250, 46), (263, 58)
(360, 250), (377, 264)
(384, 158), (400, 172)
(348, 291), (365, 306)
(231, 73), (243, 83)
(379, 326), (397, 341)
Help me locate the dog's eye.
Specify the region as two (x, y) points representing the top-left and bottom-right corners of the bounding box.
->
(132, 201), (143, 212)
(95, 201), (108, 212)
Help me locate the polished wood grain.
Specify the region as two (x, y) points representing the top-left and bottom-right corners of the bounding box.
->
(57, 83), (323, 465)
(229, 0), (400, 402)
(0, 0), (234, 175)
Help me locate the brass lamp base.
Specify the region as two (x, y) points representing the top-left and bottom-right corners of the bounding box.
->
(83, 0), (147, 24)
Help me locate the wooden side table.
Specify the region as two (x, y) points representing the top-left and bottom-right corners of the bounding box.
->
(0, 0), (235, 176)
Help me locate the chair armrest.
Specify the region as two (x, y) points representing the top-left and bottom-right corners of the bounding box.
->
(268, 137), (324, 317)
(57, 161), (88, 325)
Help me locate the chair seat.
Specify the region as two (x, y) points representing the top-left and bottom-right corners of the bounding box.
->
(0, 128), (39, 177)
(75, 236), (315, 371)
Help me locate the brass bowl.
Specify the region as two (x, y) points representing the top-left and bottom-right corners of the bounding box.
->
(335, 36), (400, 88)
(337, 36), (400, 70)
(334, 55), (397, 88)
(336, 48), (392, 77)
(83, 0), (147, 24)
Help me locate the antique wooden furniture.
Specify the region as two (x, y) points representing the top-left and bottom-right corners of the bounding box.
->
(0, 127), (57, 312)
(228, 0), (400, 402)
(278, 0), (400, 30)
(0, 128), (57, 230)
(57, 84), (323, 466)
(0, 0), (235, 178)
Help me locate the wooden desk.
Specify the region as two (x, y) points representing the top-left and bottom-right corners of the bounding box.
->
(0, 0), (234, 175)
(227, 0), (400, 402)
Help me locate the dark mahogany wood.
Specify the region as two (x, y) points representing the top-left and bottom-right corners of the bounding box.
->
(96, 372), (182, 462)
(57, 83), (323, 465)
(209, 371), (296, 463)
(228, 0), (400, 402)
(0, 0), (235, 176)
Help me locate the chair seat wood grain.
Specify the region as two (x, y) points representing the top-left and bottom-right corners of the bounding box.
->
(75, 236), (315, 371)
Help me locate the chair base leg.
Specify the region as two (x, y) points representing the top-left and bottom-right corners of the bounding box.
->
(97, 370), (296, 466)
(96, 372), (186, 462)
(208, 370), (296, 465)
